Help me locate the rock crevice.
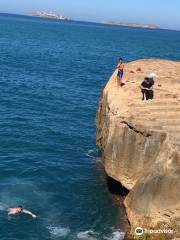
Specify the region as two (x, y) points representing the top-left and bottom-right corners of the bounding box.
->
(121, 121), (152, 137)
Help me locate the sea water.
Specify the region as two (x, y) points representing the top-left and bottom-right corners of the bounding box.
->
(0, 13), (180, 240)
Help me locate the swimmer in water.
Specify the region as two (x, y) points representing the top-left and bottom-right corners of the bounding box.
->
(8, 205), (37, 219)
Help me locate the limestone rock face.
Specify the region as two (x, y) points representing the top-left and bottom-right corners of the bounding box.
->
(96, 59), (180, 234)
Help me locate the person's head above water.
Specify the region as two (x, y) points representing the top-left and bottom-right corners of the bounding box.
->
(17, 205), (23, 211)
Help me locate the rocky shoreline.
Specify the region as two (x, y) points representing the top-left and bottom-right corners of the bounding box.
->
(28, 12), (70, 21)
(100, 21), (159, 29)
(96, 59), (180, 239)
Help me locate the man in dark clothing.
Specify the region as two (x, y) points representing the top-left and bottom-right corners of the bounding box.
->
(140, 77), (154, 100)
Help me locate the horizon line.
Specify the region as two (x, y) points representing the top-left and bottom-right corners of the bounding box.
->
(0, 11), (180, 32)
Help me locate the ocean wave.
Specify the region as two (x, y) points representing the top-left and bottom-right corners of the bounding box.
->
(77, 229), (125, 240)
(77, 230), (98, 240)
(104, 230), (125, 240)
(48, 226), (70, 238)
(85, 149), (99, 159)
(0, 202), (9, 211)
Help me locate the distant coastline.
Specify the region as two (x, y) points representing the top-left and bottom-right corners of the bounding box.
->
(100, 21), (159, 29)
(28, 12), (70, 21)
(3, 12), (180, 31)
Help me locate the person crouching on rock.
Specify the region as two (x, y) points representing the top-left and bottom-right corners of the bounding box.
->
(116, 58), (124, 87)
(140, 77), (154, 101)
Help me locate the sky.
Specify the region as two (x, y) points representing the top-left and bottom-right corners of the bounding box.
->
(0, 0), (180, 30)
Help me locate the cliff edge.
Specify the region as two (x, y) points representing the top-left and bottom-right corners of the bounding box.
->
(96, 59), (180, 236)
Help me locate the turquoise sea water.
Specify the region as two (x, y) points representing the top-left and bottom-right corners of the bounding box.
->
(0, 13), (180, 240)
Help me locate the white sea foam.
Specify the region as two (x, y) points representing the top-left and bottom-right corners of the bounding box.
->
(77, 230), (98, 240)
(86, 149), (98, 158)
(104, 230), (125, 240)
(48, 226), (70, 238)
(0, 202), (9, 211)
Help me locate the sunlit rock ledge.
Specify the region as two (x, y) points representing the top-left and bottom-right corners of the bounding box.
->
(96, 59), (180, 236)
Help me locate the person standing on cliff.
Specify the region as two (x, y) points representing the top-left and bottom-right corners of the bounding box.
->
(116, 58), (124, 87)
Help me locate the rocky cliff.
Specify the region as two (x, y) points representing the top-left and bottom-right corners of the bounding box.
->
(96, 59), (180, 237)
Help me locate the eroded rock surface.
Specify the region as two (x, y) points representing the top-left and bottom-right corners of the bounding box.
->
(96, 59), (180, 235)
